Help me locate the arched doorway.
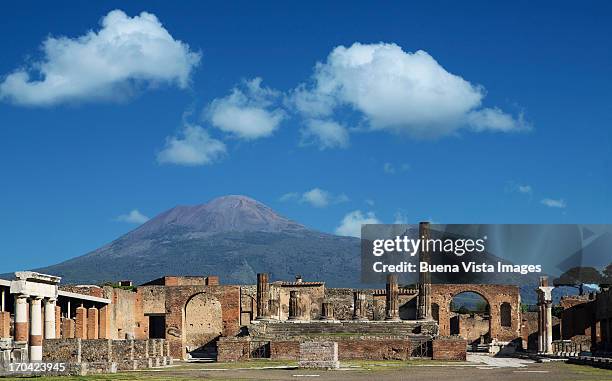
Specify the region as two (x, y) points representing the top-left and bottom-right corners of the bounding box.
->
(449, 291), (491, 346)
(184, 293), (223, 358)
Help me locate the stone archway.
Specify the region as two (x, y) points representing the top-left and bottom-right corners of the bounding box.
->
(449, 291), (491, 345)
(431, 284), (521, 343)
(184, 293), (223, 356)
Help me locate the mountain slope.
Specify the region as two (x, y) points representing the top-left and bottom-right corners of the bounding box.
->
(34, 195), (362, 286)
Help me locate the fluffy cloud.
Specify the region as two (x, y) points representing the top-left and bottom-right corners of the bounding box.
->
(0, 10), (200, 106)
(115, 209), (149, 224)
(280, 188), (348, 208)
(518, 185), (533, 194)
(300, 119), (349, 149)
(335, 210), (380, 237)
(206, 78), (285, 140)
(157, 124), (226, 166)
(541, 198), (567, 208)
(290, 42), (528, 139)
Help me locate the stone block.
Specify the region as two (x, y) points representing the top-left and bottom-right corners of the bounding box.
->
(298, 341), (339, 369)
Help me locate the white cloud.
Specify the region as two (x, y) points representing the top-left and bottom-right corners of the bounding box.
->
(280, 188), (348, 208)
(383, 162), (410, 174)
(279, 192), (299, 202)
(518, 185), (533, 194)
(541, 198), (567, 208)
(157, 124), (226, 166)
(290, 42), (528, 138)
(115, 209), (149, 224)
(206, 77), (285, 140)
(301, 119), (349, 149)
(0, 10), (200, 106)
(335, 210), (380, 238)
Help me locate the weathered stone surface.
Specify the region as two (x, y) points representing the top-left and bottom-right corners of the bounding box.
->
(298, 341), (339, 369)
(216, 337), (250, 362)
(432, 336), (467, 360)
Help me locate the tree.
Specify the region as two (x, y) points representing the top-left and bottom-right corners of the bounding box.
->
(553, 266), (603, 295)
(602, 263), (612, 286)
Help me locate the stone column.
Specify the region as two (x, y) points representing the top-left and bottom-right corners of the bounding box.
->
(320, 302), (334, 321)
(44, 298), (56, 339)
(1, 289), (5, 311)
(256, 273), (270, 320)
(353, 291), (368, 321)
(385, 274), (400, 321)
(14, 294), (29, 342)
(288, 290), (301, 320)
(30, 297), (43, 361)
(75, 306), (87, 339)
(87, 307), (99, 339)
(417, 222), (432, 320)
(536, 276), (554, 354)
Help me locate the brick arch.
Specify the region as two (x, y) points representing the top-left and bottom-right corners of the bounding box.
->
(164, 285), (241, 359)
(183, 292), (223, 353)
(431, 284), (521, 342)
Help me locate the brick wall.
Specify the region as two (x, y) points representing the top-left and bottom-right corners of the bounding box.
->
(432, 337), (467, 360)
(298, 341), (339, 369)
(216, 338), (250, 362)
(270, 340), (300, 360)
(0, 311), (10, 338)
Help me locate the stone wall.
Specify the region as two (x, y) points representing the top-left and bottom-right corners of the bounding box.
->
(298, 341), (339, 369)
(139, 286), (166, 315)
(42, 339), (172, 373)
(432, 336), (467, 360)
(216, 338), (250, 362)
(270, 340), (300, 360)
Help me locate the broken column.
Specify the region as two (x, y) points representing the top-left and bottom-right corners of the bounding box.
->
(417, 222), (432, 320)
(385, 274), (400, 321)
(62, 319), (75, 339)
(75, 306), (87, 339)
(0, 310), (10, 338)
(44, 298), (56, 339)
(536, 276), (554, 354)
(320, 302), (334, 321)
(54, 305), (61, 338)
(14, 294), (29, 342)
(353, 291), (368, 321)
(256, 273), (270, 320)
(29, 296), (43, 361)
(87, 307), (99, 339)
(99, 305), (111, 339)
(288, 290), (301, 320)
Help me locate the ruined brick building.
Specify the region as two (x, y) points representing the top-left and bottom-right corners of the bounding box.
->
(2, 222), (611, 370)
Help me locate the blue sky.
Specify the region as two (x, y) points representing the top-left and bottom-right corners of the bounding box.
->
(1, 1), (611, 272)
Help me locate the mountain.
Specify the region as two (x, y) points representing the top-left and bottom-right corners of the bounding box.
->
(32, 195), (362, 286)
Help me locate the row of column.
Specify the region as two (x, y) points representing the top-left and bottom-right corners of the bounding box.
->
(14, 295), (57, 361)
(255, 273), (402, 321)
(10, 295), (110, 361)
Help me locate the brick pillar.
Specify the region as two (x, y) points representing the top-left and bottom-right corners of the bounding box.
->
(44, 298), (57, 339)
(14, 294), (29, 342)
(353, 291), (368, 321)
(0, 311), (10, 338)
(288, 290), (301, 320)
(55, 305), (61, 338)
(87, 307), (99, 339)
(385, 274), (400, 321)
(320, 302), (334, 321)
(62, 319), (75, 339)
(99, 305), (111, 339)
(417, 222), (432, 320)
(75, 306), (87, 339)
(256, 273), (270, 320)
(30, 296), (43, 361)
